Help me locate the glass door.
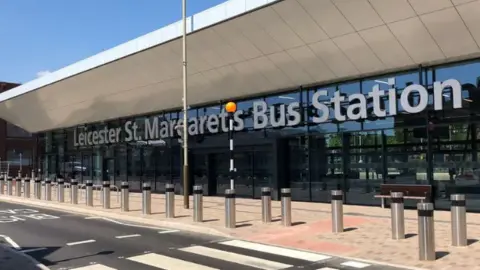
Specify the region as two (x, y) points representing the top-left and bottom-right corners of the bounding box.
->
(102, 158), (115, 184)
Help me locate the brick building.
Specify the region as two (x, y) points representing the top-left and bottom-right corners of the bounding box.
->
(0, 82), (36, 176)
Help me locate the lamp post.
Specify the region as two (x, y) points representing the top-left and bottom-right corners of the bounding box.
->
(225, 102), (237, 190)
(181, 0), (189, 209)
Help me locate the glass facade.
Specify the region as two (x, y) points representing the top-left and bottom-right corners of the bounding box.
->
(36, 59), (480, 211)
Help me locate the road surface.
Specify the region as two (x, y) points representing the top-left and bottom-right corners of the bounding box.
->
(0, 201), (412, 270)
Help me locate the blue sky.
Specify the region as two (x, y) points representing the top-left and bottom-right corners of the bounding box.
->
(0, 0), (227, 84)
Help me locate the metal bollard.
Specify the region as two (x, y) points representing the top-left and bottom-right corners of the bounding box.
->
(281, 188), (292, 227)
(15, 178), (22, 196)
(165, 183), (175, 218)
(451, 194), (467, 247)
(0, 175), (4, 195)
(86, 180), (93, 206)
(331, 190), (344, 233)
(34, 178), (41, 199)
(142, 183), (151, 215)
(225, 189), (236, 228)
(44, 179), (51, 201)
(57, 179), (65, 202)
(102, 181), (110, 209)
(71, 180), (78, 204)
(418, 202), (435, 261)
(261, 187), (272, 223)
(193, 185), (203, 222)
(24, 178), (30, 198)
(121, 182), (129, 212)
(7, 177), (12, 195)
(391, 192), (405, 240)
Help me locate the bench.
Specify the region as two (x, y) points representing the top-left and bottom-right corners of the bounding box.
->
(374, 184), (432, 208)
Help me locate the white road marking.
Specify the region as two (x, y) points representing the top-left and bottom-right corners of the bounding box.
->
(85, 216), (171, 230)
(219, 240), (331, 262)
(67, 239), (96, 246)
(127, 253), (218, 270)
(316, 268), (339, 270)
(180, 246), (292, 270)
(0, 234), (21, 249)
(69, 264), (117, 270)
(158, 230), (180, 234)
(21, 247), (47, 253)
(115, 234), (141, 239)
(340, 261), (371, 268)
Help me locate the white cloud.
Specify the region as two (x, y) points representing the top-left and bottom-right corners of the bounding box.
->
(36, 70), (51, 78)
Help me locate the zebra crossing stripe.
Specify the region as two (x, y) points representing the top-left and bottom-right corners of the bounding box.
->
(180, 245), (292, 270)
(219, 240), (331, 262)
(69, 264), (116, 270)
(127, 253), (218, 270)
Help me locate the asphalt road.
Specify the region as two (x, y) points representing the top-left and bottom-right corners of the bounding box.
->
(0, 201), (413, 270)
(0, 201), (226, 269)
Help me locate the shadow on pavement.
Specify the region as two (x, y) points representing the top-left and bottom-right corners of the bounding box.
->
(22, 246), (114, 267)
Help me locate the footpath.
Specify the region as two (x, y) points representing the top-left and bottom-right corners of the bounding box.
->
(2, 187), (480, 270)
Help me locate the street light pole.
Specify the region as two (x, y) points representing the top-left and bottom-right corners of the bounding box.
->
(182, 0), (189, 209)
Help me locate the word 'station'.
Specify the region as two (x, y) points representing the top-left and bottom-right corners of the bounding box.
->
(0, 209), (59, 223)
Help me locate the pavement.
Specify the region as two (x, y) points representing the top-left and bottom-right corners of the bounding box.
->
(1, 184), (478, 269)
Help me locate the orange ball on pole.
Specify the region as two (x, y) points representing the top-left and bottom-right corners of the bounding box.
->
(225, 101), (237, 113)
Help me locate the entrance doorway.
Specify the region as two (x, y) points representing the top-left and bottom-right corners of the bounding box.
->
(102, 158), (114, 183)
(211, 145), (273, 198)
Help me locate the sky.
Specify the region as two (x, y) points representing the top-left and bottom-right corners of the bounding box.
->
(0, 0), (227, 84)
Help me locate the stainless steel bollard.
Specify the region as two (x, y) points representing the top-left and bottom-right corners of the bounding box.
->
(15, 178), (22, 196)
(418, 202), (435, 261)
(102, 181), (110, 209)
(391, 192), (405, 240)
(34, 178), (41, 199)
(331, 190), (344, 233)
(6, 177), (12, 195)
(23, 178), (30, 198)
(142, 183), (151, 215)
(165, 183), (175, 218)
(121, 182), (129, 212)
(86, 180), (93, 206)
(57, 179), (65, 202)
(225, 189), (236, 228)
(451, 194), (467, 247)
(193, 185), (203, 222)
(261, 187), (272, 223)
(281, 188), (292, 227)
(71, 180), (78, 204)
(44, 179), (51, 201)
(0, 175), (4, 195)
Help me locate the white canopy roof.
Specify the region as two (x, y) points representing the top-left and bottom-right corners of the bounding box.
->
(3, 0), (480, 133)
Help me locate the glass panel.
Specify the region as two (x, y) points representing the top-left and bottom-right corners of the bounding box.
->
(253, 148), (273, 199)
(213, 152), (229, 195)
(128, 147), (142, 190)
(289, 136), (310, 201)
(143, 147), (155, 187)
(192, 153), (208, 191)
(345, 131), (383, 206)
(155, 147), (171, 192)
(92, 148), (102, 184)
(311, 134), (339, 202)
(82, 154), (92, 183)
(433, 61), (480, 211)
(233, 151), (253, 198)
(115, 145), (127, 184)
